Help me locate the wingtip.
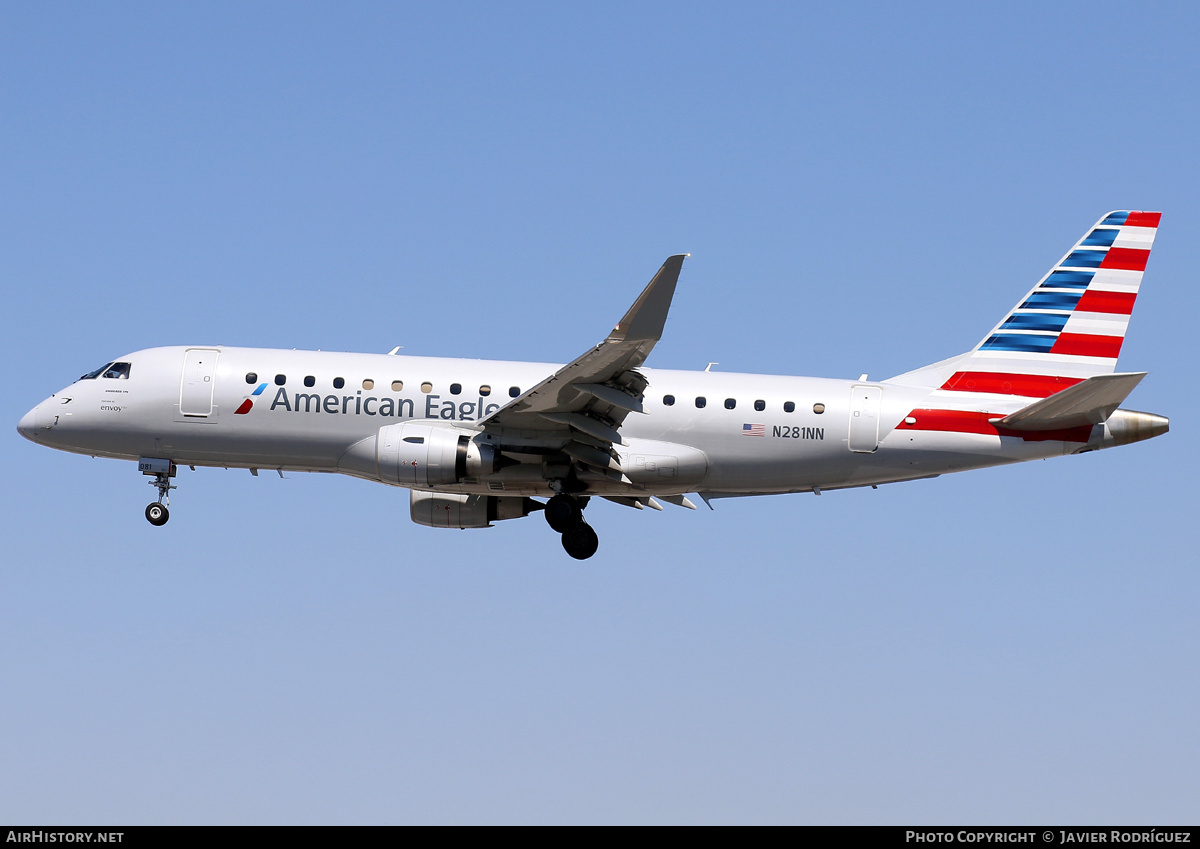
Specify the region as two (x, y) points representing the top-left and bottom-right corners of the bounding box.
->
(610, 253), (686, 343)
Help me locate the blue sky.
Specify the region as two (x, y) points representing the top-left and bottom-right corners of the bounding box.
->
(3, 1), (1197, 824)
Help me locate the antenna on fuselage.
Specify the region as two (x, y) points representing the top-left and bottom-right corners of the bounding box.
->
(705, 363), (719, 372)
(387, 347), (403, 355)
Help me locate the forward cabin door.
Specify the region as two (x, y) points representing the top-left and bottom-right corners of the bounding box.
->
(179, 348), (220, 417)
(848, 385), (882, 453)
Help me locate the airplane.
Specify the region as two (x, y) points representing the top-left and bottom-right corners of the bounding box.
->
(17, 211), (1169, 560)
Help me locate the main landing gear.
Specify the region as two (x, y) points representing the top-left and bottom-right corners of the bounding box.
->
(139, 458), (177, 527)
(545, 493), (598, 560)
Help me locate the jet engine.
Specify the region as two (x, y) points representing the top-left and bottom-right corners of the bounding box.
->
(338, 422), (504, 487)
(410, 491), (542, 529)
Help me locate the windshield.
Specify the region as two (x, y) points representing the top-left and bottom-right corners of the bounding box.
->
(79, 362), (114, 381)
(78, 361), (131, 381)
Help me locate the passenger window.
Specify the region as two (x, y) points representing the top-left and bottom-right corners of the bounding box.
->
(663, 394), (675, 406)
(509, 386), (521, 397)
(363, 379), (374, 390)
(303, 376), (315, 387)
(421, 382), (433, 393)
(813, 403), (825, 414)
(784, 401), (795, 413)
(754, 399), (765, 412)
(391, 380), (404, 392)
(450, 383), (462, 395)
(245, 372), (258, 384)
(724, 398), (736, 410)
(695, 396), (707, 408)
(333, 377), (345, 389)
(275, 374), (286, 386)
(479, 385), (491, 396)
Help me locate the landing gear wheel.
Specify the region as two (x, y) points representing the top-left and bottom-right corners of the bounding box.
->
(145, 503), (170, 526)
(544, 494), (582, 533)
(561, 522), (599, 560)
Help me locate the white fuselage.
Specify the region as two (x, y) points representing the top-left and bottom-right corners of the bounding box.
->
(19, 345), (1099, 499)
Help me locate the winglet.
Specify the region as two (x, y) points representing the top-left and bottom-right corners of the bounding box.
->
(608, 254), (688, 343)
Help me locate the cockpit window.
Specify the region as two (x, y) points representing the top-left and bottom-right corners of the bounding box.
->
(102, 362), (131, 379)
(80, 362), (114, 380)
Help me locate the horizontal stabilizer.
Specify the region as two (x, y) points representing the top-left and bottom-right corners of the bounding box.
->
(993, 372), (1146, 431)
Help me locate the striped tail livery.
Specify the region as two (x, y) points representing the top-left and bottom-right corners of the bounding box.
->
(890, 211), (1166, 449)
(895, 211), (1159, 398)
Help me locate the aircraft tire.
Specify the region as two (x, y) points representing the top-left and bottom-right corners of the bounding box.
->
(544, 494), (582, 533)
(561, 522), (598, 560)
(145, 503), (170, 526)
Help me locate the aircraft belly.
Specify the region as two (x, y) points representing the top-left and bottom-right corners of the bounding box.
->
(165, 424), (359, 469)
(691, 423), (1075, 494)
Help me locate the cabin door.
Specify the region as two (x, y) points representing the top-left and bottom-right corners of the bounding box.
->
(848, 385), (881, 453)
(179, 348), (220, 417)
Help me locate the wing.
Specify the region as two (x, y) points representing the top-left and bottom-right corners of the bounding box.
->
(479, 254), (687, 480)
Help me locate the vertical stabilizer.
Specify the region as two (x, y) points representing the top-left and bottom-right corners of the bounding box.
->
(890, 211), (1159, 399)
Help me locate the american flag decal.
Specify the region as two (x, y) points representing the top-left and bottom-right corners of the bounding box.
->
(743, 423), (765, 437)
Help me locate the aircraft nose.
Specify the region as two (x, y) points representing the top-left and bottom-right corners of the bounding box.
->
(17, 404), (41, 441)
(17, 399), (59, 442)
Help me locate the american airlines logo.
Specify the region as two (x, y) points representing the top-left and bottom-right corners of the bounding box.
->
(234, 383), (268, 414)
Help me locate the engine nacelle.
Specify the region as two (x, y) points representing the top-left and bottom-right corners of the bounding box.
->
(338, 422), (498, 487)
(410, 491), (541, 529)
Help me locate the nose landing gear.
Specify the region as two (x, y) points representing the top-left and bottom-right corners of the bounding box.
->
(139, 457), (176, 527)
(545, 492), (599, 560)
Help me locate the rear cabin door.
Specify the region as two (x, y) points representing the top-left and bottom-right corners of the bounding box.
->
(179, 348), (219, 417)
(848, 385), (882, 453)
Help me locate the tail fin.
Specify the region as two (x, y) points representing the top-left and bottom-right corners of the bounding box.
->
(890, 211), (1160, 398)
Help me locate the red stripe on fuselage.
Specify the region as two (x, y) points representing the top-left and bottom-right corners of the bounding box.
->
(1074, 290), (1137, 315)
(939, 372), (1084, 398)
(1123, 211), (1161, 228)
(899, 409), (1092, 442)
(901, 409), (997, 435)
(1099, 247), (1149, 271)
(1049, 333), (1123, 357)
(235, 399), (253, 415)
